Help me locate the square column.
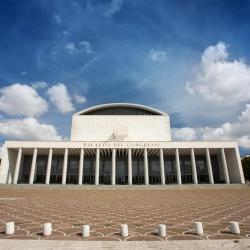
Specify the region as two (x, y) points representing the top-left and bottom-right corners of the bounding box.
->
(128, 149), (132, 185)
(78, 148), (84, 185)
(221, 148), (230, 184)
(235, 147), (245, 184)
(191, 148), (198, 184)
(144, 148), (149, 185)
(206, 148), (214, 184)
(62, 148), (68, 185)
(112, 149), (116, 185)
(159, 149), (165, 185)
(29, 148), (38, 184)
(13, 148), (22, 184)
(45, 148), (53, 184)
(175, 148), (182, 185)
(95, 148), (100, 185)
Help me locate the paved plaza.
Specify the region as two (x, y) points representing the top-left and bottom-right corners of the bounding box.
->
(0, 185), (249, 241)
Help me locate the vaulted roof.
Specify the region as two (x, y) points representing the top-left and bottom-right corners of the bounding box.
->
(74, 103), (167, 116)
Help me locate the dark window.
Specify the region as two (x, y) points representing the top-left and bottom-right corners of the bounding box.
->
(195, 155), (209, 183)
(164, 155), (177, 184)
(210, 155), (221, 183)
(116, 156), (127, 184)
(34, 155), (47, 183)
(99, 157), (111, 184)
(148, 156), (161, 184)
(132, 156), (144, 184)
(50, 155), (63, 184)
(20, 155), (32, 183)
(67, 155), (79, 184)
(180, 155), (193, 183)
(83, 156), (95, 184)
(82, 107), (160, 115)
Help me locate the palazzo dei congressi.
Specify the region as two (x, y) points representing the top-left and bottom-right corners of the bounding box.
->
(0, 103), (245, 185)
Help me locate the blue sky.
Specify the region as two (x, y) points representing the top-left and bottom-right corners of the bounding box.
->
(0, 0), (250, 154)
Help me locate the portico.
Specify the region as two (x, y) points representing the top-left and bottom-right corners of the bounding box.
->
(0, 140), (244, 185)
(0, 103), (245, 185)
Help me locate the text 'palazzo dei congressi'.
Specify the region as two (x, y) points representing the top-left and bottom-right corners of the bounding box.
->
(0, 103), (245, 185)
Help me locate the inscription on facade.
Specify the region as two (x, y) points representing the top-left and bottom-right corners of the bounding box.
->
(81, 142), (161, 148)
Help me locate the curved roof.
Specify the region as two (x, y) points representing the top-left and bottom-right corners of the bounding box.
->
(75, 103), (167, 116)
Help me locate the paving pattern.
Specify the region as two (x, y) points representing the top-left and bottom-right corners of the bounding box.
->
(0, 186), (249, 241)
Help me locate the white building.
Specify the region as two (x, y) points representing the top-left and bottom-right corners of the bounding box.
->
(0, 103), (245, 185)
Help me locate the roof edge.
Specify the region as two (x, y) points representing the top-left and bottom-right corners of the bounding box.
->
(74, 103), (167, 116)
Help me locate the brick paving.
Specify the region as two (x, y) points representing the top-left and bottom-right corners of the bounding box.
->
(0, 186), (249, 241)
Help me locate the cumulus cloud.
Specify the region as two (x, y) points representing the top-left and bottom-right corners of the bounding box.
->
(172, 127), (197, 141)
(65, 43), (76, 53)
(47, 83), (75, 113)
(0, 83), (48, 117)
(186, 42), (250, 106)
(0, 118), (61, 141)
(149, 49), (167, 62)
(65, 41), (93, 54)
(74, 95), (87, 104)
(104, 0), (123, 17)
(172, 104), (250, 148)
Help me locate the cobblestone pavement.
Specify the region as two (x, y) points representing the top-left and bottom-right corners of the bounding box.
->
(0, 186), (249, 241)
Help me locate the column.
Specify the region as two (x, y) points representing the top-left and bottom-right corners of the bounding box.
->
(78, 148), (84, 185)
(175, 148), (182, 185)
(62, 148), (68, 185)
(159, 149), (165, 185)
(112, 149), (116, 185)
(45, 148), (53, 184)
(191, 148), (198, 184)
(128, 149), (132, 185)
(144, 149), (149, 185)
(206, 148), (214, 184)
(235, 147), (245, 184)
(13, 148), (22, 184)
(29, 148), (37, 184)
(95, 148), (100, 185)
(221, 148), (230, 184)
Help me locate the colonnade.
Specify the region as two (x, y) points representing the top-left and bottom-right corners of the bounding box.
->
(12, 148), (230, 185)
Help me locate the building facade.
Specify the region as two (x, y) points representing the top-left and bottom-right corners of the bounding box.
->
(0, 103), (245, 185)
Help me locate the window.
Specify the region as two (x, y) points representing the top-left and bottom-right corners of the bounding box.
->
(82, 107), (160, 115)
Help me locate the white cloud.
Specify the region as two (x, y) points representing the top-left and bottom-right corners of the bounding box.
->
(172, 127), (197, 141)
(172, 104), (250, 148)
(186, 42), (250, 106)
(47, 83), (75, 113)
(53, 13), (62, 24)
(65, 42), (76, 53)
(65, 41), (93, 54)
(0, 83), (48, 117)
(149, 49), (167, 62)
(31, 81), (48, 89)
(79, 41), (93, 54)
(239, 104), (250, 121)
(74, 95), (87, 104)
(104, 0), (123, 17)
(0, 118), (61, 141)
